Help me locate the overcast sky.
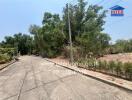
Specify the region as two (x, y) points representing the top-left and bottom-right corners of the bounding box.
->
(0, 0), (132, 42)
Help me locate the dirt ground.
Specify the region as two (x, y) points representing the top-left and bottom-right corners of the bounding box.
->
(51, 53), (132, 63)
(99, 53), (132, 63)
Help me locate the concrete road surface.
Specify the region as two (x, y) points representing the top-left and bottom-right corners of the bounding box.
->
(0, 56), (131, 100)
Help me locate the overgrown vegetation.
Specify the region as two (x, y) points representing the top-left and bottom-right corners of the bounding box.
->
(0, 33), (33, 64)
(1, 0), (132, 58)
(1, 33), (33, 55)
(77, 59), (132, 80)
(0, 0), (131, 80)
(29, 0), (111, 58)
(106, 39), (132, 54)
(0, 48), (16, 64)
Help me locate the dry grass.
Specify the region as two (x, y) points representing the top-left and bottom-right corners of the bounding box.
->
(51, 53), (132, 64)
(99, 53), (132, 63)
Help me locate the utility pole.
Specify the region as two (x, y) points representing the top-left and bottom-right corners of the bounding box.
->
(67, 3), (74, 65)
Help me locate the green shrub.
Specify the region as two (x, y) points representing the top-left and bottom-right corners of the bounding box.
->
(0, 54), (10, 64)
(114, 62), (123, 76)
(99, 60), (108, 72)
(98, 60), (103, 71)
(0, 47), (16, 64)
(124, 62), (132, 80)
(77, 58), (132, 80)
(63, 46), (79, 61)
(86, 58), (97, 70)
(108, 61), (116, 74)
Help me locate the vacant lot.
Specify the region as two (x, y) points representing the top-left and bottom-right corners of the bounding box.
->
(52, 53), (132, 63)
(99, 53), (132, 63)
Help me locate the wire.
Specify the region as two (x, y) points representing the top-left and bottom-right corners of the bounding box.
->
(114, 0), (123, 5)
(105, 0), (123, 10)
(67, 0), (129, 27)
(68, 0), (77, 4)
(95, 0), (105, 5)
(92, 0), (105, 5)
(106, 16), (132, 27)
(104, 0), (127, 27)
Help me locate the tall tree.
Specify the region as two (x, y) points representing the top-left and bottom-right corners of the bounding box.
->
(30, 12), (66, 57)
(1, 33), (33, 55)
(63, 0), (110, 57)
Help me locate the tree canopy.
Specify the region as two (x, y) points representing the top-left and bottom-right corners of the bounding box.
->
(1, 33), (33, 55)
(28, 0), (111, 58)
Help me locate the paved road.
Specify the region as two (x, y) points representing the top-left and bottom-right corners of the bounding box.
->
(0, 56), (131, 100)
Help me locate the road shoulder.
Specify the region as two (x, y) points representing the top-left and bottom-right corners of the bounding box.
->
(45, 58), (132, 92)
(0, 60), (16, 71)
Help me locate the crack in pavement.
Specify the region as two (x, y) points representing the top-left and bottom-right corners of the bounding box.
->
(1, 56), (132, 100)
(17, 72), (28, 100)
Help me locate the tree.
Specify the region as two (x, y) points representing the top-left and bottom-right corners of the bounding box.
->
(109, 39), (132, 54)
(29, 12), (66, 57)
(1, 33), (33, 55)
(28, 0), (111, 58)
(63, 0), (110, 58)
(29, 25), (42, 54)
(63, 0), (87, 41)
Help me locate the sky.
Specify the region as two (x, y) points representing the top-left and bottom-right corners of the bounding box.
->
(0, 0), (132, 42)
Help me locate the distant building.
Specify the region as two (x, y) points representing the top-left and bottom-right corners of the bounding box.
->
(110, 5), (125, 16)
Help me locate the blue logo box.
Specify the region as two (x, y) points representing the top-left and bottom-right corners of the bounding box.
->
(110, 5), (125, 16)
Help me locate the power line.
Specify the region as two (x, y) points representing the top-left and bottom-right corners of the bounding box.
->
(104, 0), (128, 27)
(69, 0), (77, 4)
(106, 16), (132, 27)
(92, 0), (124, 10)
(67, 0), (130, 33)
(91, 0), (104, 5)
(105, 0), (123, 10)
(95, 0), (105, 5)
(114, 0), (123, 5)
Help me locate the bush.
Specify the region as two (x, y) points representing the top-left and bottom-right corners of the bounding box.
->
(97, 60), (102, 70)
(108, 61), (116, 74)
(77, 58), (132, 80)
(114, 62), (123, 76)
(0, 48), (16, 64)
(0, 54), (10, 64)
(63, 46), (79, 60)
(87, 58), (97, 70)
(124, 62), (132, 80)
(0, 48), (16, 56)
(99, 60), (108, 72)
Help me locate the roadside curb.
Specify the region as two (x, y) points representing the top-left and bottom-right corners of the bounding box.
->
(45, 59), (132, 93)
(0, 60), (17, 71)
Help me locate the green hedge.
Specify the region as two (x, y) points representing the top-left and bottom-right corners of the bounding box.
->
(77, 59), (132, 81)
(0, 48), (16, 64)
(0, 54), (10, 64)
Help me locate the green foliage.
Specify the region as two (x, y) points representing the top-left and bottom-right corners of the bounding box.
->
(0, 48), (16, 64)
(76, 33), (111, 57)
(0, 0), (131, 80)
(63, 0), (110, 58)
(107, 39), (132, 54)
(108, 61), (116, 73)
(77, 59), (132, 80)
(0, 54), (10, 64)
(98, 60), (108, 71)
(114, 62), (123, 76)
(1, 33), (33, 55)
(30, 12), (66, 58)
(87, 58), (97, 70)
(63, 46), (79, 60)
(28, 0), (111, 58)
(0, 48), (15, 55)
(124, 62), (132, 80)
